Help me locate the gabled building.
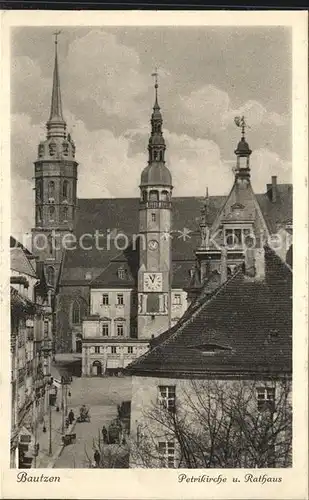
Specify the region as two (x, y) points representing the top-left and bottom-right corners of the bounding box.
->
(126, 246), (292, 468)
(10, 237), (53, 468)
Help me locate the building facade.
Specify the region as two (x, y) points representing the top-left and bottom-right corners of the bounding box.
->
(127, 247), (292, 468)
(10, 238), (53, 468)
(29, 42), (292, 376)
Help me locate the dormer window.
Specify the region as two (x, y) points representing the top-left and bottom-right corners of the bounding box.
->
(118, 268), (126, 280)
(191, 343), (232, 356)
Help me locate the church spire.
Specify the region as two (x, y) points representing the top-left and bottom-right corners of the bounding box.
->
(148, 69), (165, 164)
(47, 32), (66, 139)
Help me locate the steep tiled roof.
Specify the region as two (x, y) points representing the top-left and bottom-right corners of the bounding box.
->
(60, 187), (292, 287)
(10, 247), (37, 278)
(126, 248), (292, 378)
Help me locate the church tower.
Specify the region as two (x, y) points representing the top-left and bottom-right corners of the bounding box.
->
(138, 73), (173, 339)
(31, 35), (78, 290)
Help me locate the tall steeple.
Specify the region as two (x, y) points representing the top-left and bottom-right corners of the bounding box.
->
(147, 69), (166, 165)
(47, 31), (66, 139)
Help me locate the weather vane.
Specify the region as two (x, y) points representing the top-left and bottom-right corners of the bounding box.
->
(234, 115), (249, 138)
(53, 30), (62, 45)
(151, 67), (159, 88)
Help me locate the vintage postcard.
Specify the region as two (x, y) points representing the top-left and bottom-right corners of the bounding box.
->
(0, 9), (308, 500)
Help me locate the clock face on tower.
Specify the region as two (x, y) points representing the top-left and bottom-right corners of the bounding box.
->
(148, 239), (159, 251)
(143, 272), (163, 292)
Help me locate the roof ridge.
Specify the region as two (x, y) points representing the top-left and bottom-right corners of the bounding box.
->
(132, 269), (243, 368)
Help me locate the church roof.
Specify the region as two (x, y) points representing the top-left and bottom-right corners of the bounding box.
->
(59, 186), (292, 288)
(126, 247), (292, 378)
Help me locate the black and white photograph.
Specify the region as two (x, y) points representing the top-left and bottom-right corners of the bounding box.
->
(1, 10), (308, 500)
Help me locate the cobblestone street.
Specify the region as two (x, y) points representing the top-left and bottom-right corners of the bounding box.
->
(35, 364), (132, 468)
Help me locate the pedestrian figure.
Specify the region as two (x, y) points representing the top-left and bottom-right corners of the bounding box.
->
(94, 449), (100, 467)
(102, 425), (108, 444)
(68, 409), (75, 424)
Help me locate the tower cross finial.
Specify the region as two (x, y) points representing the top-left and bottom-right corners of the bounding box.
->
(151, 67), (159, 106)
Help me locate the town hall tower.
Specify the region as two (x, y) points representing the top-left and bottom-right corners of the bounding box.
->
(138, 74), (173, 338)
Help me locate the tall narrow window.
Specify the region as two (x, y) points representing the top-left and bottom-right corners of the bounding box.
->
(49, 205), (55, 221)
(101, 323), (109, 337)
(159, 386), (176, 412)
(47, 234), (53, 255)
(72, 301), (80, 324)
(36, 180), (42, 201)
(102, 294), (109, 306)
(151, 213), (156, 222)
(36, 206), (42, 224)
(48, 181), (55, 199)
(173, 294), (181, 305)
(62, 180), (69, 199)
(46, 266), (55, 286)
(117, 324), (124, 337)
(117, 294), (124, 305)
(256, 387), (275, 412)
(63, 206), (68, 222)
(111, 346), (117, 354)
(158, 442), (175, 468)
(161, 190), (169, 201)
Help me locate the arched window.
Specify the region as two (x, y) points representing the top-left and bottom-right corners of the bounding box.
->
(48, 181), (55, 199)
(36, 180), (42, 201)
(159, 151), (164, 161)
(63, 206), (68, 222)
(46, 266), (55, 286)
(49, 205), (55, 221)
(62, 180), (69, 199)
(36, 206), (42, 223)
(72, 301), (81, 324)
(161, 190), (169, 201)
(47, 234), (53, 255)
(149, 190), (159, 202)
(142, 191), (147, 203)
(153, 150), (158, 161)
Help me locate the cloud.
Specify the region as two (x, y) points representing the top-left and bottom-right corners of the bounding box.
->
(180, 84), (288, 133)
(250, 148), (292, 192)
(65, 29), (149, 126)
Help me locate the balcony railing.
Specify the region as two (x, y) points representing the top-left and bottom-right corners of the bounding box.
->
(139, 201), (171, 210)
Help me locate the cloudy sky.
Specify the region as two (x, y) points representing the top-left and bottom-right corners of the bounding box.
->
(11, 26), (292, 239)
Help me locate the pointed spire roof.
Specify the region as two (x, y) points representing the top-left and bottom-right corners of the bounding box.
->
(46, 33), (66, 139)
(140, 70), (172, 187)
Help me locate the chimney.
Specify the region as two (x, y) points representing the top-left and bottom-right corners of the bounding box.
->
(244, 248), (256, 278)
(267, 176), (277, 202)
(271, 176), (277, 202)
(244, 247), (265, 280)
(220, 246), (228, 284)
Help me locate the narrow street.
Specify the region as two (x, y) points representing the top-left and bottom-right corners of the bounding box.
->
(52, 370), (132, 468)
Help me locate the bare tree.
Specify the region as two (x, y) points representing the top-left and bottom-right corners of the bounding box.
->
(129, 378), (292, 469)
